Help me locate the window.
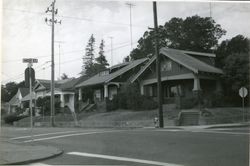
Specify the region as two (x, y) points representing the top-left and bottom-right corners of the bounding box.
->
(165, 85), (183, 98)
(161, 60), (172, 71)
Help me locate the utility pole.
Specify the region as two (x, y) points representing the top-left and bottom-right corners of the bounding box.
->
(45, 0), (61, 127)
(108, 36), (113, 66)
(126, 2), (135, 51)
(153, 1), (164, 128)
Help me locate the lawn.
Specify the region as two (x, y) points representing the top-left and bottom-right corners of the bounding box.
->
(13, 106), (249, 127)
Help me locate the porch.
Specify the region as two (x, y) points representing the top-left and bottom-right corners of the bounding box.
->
(140, 73), (222, 109)
(77, 82), (121, 111)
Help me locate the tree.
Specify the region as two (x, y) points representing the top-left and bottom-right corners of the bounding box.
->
(215, 35), (250, 67)
(1, 82), (18, 102)
(223, 52), (249, 91)
(95, 39), (109, 72)
(1, 81), (26, 102)
(60, 73), (69, 80)
(82, 34), (96, 76)
(216, 35), (250, 91)
(130, 15), (226, 60)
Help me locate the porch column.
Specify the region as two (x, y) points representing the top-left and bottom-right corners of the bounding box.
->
(140, 84), (144, 95)
(60, 94), (65, 107)
(193, 74), (202, 111)
(104, 84), (108, 98)
(78, 88), (82, 101)
(193, 75), (201, 91)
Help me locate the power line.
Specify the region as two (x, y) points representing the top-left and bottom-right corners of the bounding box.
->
(3, 8), (146, 28)
(2, 42), (136, 83)
(2, 63), (50, 83)
(3, 40), (133, 64)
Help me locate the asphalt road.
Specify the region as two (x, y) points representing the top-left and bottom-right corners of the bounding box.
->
(2, 127), (250, 166)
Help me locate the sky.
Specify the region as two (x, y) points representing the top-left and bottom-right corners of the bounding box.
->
(1, 0), (250, 85)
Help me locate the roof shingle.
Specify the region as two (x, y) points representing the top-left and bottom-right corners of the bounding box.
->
(76, 58), (148, 87)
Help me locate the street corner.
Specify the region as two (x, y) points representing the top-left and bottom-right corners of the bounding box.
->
(0, 141), (63, 165)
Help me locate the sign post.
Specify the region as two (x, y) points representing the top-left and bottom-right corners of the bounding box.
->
(239, 87), (248, 122)
(23, 58), (38, 141)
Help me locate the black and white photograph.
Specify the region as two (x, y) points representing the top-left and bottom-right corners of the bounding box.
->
(1, 0), (250, 165)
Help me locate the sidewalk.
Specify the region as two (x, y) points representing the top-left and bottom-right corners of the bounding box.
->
(143, 122), (250, 130)
(164, 122), (250, 130)
(0, 139), (63, 165)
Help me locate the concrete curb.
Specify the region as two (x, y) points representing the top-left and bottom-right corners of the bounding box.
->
(204, 123), (250, 129)
(1, 146), (63, 165)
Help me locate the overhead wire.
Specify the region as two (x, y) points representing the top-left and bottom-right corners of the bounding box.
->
(2, 41), (135, 83)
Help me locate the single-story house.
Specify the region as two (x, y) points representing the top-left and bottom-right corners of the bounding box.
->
(33, 76), (88, 113)
(131, 48), (223, 108)
(75, 58), (149, 109)
(75, 48), (223, 110)
(8, 88), (29, 114)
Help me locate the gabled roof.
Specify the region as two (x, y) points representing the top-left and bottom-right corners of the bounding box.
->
(36, 79), (63, 89)
(35, 76), (89, 92)
(131, 56), (156, 83)
(76, 58), (148, 88)
(60, 75), (89, 90)
(160, 48), (223, 74)
(131, 48), (223, 83)
(179, 49), (215, 57)
(19, 88), (29, 97)
(8, 94), (19, 105)
(21, 92), (36, 102)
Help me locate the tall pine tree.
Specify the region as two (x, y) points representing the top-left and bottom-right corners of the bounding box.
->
(82, 34), (95, 76)
(96, 39), (109, 68)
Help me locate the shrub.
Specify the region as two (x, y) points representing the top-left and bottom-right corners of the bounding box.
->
(107, 83), (158, 111)
(37, 96), (61, 115)
(3, 114), (28, 125)
(180, 96), (198, 109)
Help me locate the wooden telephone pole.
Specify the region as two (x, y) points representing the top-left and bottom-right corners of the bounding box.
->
(153, 1), (164, 128)
(45, 0), (61, 127)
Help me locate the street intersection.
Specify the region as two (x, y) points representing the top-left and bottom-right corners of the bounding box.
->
(2, 126), (249, 166)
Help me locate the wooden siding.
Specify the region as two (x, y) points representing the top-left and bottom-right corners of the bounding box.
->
(143, 57), (192, 81)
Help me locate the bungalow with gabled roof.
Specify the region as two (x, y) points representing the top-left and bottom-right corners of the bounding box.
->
(75, 58), (149, 110)
(131, 48), (223, 108)
(34, 76), (88, 112)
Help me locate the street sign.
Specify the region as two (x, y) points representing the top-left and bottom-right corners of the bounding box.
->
(239, 87), (248, 98)
(25, 67), (35, 87)
(23, 58), (38, 63)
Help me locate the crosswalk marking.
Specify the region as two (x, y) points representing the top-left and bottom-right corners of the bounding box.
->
(29, 163), (51, 166)
(11, 130), (79, 140)
(23, 130), (119, 143)
(67, 152), (184, 166)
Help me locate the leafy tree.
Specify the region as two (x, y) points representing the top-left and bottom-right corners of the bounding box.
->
(223, 52), (249, 91)
(216, 35), (250, 67)
(216, 35), (250, 90)
(60, 73), (69, 80)
(1, 81), (26, 102)
(130, 15), (226, 60)
(1, 82), (18, 102)
(82, 34), (96, 76)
